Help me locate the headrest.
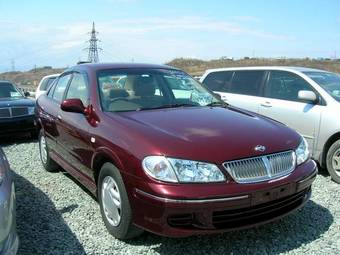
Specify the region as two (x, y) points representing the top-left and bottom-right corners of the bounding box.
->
(133, 76), (155, 97)
(109, 89), (129, 99)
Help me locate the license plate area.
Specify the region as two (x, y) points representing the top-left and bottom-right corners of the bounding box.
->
(251, 183), (295, 206)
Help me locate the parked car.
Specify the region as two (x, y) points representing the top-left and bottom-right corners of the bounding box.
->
(35, 74), (60, 99)
(201, 66), (340, 183)
(0, 81), (38, 138)
(0, 147), (18, 254)
(36, 63), (317, 239)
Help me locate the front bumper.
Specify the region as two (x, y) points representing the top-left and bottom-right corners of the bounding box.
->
(0, 115), (37, 136)
(0, 172), (18, 255)
(129, 160), (317, 237)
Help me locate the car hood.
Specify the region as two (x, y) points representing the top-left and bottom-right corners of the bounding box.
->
(0, 97), (35, 108)
(109, 106), (300, 164)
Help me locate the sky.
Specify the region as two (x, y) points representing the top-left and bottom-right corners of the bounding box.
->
(0, 0), (339, 72)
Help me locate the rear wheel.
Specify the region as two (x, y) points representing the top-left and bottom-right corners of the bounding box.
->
(326, 140), (340, 184)
(98, 162), (143, 239)
(39, 130), (59, 172)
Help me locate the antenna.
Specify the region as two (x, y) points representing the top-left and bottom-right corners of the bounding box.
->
(84, 22), (102, 63)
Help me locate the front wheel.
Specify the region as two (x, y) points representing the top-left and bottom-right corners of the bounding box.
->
(326, 140), (340, 184)
(98, 163), (143, 239)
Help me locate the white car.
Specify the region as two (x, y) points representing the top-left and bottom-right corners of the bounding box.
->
(201, 66), (340, 183)
(35, 74), (60, 99)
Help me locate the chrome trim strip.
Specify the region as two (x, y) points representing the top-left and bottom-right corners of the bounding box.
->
(298, 169), (318, 184)
(135, 189), (249, 203)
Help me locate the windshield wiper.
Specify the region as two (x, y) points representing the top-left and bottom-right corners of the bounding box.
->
(137, 103), (197, 111)
(206, 101), (229, 108)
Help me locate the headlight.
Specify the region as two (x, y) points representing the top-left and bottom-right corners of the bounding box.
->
(28, 106), (35, 115)
(295, 137), (309, 165)
(142, 156), (225, 183)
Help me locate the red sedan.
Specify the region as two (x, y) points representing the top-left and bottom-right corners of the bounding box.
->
(36, 63), (317, 239)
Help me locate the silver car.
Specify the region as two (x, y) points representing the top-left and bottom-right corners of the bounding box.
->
(201, 66), (340, 183)
(0, 147), (18, 254)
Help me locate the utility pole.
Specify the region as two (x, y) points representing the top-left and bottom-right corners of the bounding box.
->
(85, 22), (101, 63)
(11, 59), (15, 72)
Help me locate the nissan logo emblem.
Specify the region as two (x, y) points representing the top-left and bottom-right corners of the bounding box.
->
(255, 145), (266, 152)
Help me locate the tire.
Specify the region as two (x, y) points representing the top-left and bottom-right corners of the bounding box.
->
(38, 130), (59, 172)
(326, 139), (340, 184)
(98, 162), (143, 239)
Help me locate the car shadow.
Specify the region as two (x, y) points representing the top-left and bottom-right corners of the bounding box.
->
(12, 172), (86, 255)
(126, 200), (333, 255)
(0, 133), (37, 146)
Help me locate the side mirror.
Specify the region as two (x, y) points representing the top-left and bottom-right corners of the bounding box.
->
(24, 91), (30, 97)
(61, 98), (85, 113)
(298, 90), (318, 104)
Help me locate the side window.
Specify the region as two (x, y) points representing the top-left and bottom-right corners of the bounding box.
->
(65, 73), (89, 107)
(265, 71), (313, 102)
(230, 71), (264, 96)
(52, 74), (72, 103)
(203, 71), (233, 92)
(47, 80), (57, 98)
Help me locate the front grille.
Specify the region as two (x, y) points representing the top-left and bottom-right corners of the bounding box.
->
(223, 151), (296, 183)
(11, 107), (28, 117)
(0, 107), (29, 118)
(0, 108), (10, 118)
(212, 188), (310, 229)
(168, 214), (194, 227)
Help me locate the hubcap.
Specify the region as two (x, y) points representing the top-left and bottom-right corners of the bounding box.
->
(40, 135), (48, 164)
(101, 176), (121, 226)
(332, 148), (340, 177)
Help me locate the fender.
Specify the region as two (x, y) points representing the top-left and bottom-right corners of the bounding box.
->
(91, 146), (125, 172)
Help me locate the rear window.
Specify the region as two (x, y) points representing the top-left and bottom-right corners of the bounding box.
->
(203, 71), (233, 92)
(229, 71), (264, 96)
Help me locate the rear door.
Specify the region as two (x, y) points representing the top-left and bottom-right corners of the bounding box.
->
(259, 70), (322, 153)
(40, 73), (72, 154)
(202, 70), (265, 113)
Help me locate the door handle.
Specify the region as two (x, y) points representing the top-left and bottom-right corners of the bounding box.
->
(260, 102), (272, 108)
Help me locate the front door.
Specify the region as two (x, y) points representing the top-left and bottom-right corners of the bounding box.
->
(57, 72), (94, 181)
(259, 70), (322, 154)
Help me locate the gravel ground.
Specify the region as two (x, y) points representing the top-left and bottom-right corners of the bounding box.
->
(1, 139), (340, 255)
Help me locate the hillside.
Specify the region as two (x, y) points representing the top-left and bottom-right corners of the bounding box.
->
(0, 66), (65, 90)
(1, 58), (340, 90)
(166, 58), (340, 76)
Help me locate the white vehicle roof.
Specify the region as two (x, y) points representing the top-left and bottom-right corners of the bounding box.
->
(41, 73), (61, 80)
(204, 66), (330, 74)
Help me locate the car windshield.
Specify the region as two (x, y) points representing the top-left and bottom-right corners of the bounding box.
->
(304, 71), (340, 102)
(0, 82), (24, 99)
(97, 69), (222, 112)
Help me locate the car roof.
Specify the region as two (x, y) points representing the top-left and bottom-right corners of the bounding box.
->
(42, 74), (60, 79)
(0, 80), (13, 84)
(70, 62), (179, 72)
(205, 66), (330, 74)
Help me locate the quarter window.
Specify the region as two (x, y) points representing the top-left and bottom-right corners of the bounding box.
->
(203, 71), (233, 92)
(265, 71), (313, 102)
(65, 73), (89, 107)
(230, 71), (264, 96)
(52, 74), (72, 103)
